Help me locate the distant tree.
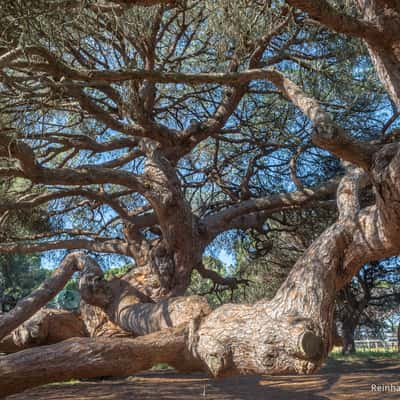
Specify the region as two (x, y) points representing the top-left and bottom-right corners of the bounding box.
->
(0, 254), (48, 312)
(337, 259), (400, 354)
(104, 264), (134, 280)
(0, 164), (50, 312)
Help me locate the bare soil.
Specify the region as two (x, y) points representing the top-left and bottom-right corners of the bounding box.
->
(6, 358), (400, 399)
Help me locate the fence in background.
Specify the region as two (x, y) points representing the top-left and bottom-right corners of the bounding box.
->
(354, 339), (398, 352)
(331, 339), (398, 353)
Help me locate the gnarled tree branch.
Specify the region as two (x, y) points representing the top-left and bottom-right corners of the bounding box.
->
(0, 252), (87, 340)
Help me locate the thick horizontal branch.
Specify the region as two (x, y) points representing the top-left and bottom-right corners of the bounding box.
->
(203, 179), (339, 240)
(0, 328), (191, 398)
(2, 48), (380, 166)
(0, 133), (146, 191)
(287, 0), (390, 47)
(20, 165), (145, 188)
(4, 61), (378, 165)
(0, 47), (343, 88)
(0, 252), (86, 340)
(195, 262), (250, 290)
(10, 63), (281, 86)
(115, 296), (211, 336)
(22, 65), (294, 86)
(0, 189), (157, 231)
(30, 133), (140, 153)
(0, 309), (88, 354)
(0, 188), (129, 218)
(264, 71), (379, 169)
(0, 335), (23, 354)
(112, 0), (177, 5)
(220, 200), (336, 233)
(0, 239), (128, 255)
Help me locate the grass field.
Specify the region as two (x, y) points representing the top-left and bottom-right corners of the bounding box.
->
(330, 349), (400, 360)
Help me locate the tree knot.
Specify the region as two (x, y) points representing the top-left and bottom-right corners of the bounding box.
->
(298, 330), (324, 360)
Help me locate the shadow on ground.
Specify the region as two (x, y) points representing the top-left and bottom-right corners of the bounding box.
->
(6, 358), (400, 400)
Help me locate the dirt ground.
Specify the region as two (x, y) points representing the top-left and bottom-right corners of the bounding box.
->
(6, 358), (400, 400)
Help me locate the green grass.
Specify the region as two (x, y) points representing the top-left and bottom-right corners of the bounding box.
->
(46, 379), (81, 386)
(330, 350), (400, 361)
(152, 363), (172, 370)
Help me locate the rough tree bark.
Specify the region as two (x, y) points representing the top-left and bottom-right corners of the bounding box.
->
(0, 328), (197, 398)
(0, 309), (87, 354)
(356, 0), (400, 106)
(2, 140), (400, 396)
(1, 3), (400, 395)
(287, 0), (400, 106)
(0, 251), (211, 352)
(0, 253), (87, 341)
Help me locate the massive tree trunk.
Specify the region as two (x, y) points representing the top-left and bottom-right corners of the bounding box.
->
(1, 12), (400, 394)
(0, 145), (400, 394)
(0, 250), (210, 352)
(1, 132), (399, 397)
(2, 141), (400, 396)
(0, 309), (87, 354)
(0, 328), (196, 398)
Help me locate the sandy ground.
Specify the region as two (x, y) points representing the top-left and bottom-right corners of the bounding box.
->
(5, 358), (400, 400)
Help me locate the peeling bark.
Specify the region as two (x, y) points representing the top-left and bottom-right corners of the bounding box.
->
(0, 327), (196, 398)
(1, 3), (400, 395)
